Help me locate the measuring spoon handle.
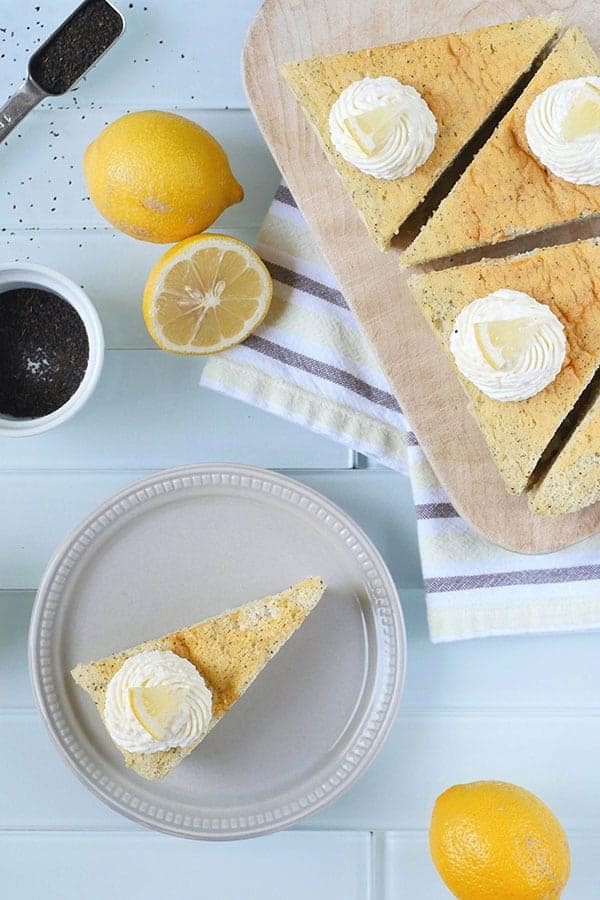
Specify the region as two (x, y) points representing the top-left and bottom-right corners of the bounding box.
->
(0, 79), (46, 144)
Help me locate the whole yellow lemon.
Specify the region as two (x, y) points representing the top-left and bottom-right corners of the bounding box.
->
(429, 781), (570, 899)
(83, 110), (243, 243)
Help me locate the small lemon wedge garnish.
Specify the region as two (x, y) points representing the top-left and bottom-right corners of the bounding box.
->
(129, 684), (181, 742)
(474, 319), (533, 370)
(344, 106), (396, 156)
(562, 82), (600, 141)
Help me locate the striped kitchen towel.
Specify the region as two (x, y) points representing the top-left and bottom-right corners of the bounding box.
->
(201, 184), (600, 643)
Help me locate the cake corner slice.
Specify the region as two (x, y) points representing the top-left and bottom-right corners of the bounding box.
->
(408, 237), (600, 495)
(72, 577), (326, 782)
(281, 14), (562, 250)
(403, 26), (600, 267)
(529, 391), (600, 516)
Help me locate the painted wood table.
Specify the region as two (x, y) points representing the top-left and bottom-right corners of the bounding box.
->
(0, 2), (599, 897)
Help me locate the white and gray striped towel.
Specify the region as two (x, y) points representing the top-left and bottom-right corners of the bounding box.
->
(202, 184), (600, 642)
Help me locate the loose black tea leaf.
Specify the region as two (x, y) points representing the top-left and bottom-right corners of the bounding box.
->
(0, 288), (89, 418)
(29, 0), (123, 95)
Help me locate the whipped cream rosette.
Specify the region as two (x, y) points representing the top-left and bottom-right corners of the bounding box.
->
(329, 76), (437, 179)
(104, 649), (212, 753)
(450, 290), (566, 403)
(526, 76), (600, 185)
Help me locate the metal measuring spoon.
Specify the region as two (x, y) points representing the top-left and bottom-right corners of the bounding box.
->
(0, 0), (125, 144)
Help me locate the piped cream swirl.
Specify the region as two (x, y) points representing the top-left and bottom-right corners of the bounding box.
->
(104, 649), (212, 753)
(525, 76), (600, 185)
(450, 290), (566, 403)
(329, 76), (437, 179)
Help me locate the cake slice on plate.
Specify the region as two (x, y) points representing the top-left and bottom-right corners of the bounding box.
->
(408, 238), (600, 495)
(281, 15), (562, 250)
(72, 577), (326, 782)
(403, 28), (600, 267)
(529, 391), (600, 516)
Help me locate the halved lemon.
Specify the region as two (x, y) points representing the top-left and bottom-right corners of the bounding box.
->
(129, 684), (180, 741)
(143, 234), (273, 354)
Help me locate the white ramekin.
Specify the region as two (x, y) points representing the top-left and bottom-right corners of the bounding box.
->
(0, 263), (104, 437)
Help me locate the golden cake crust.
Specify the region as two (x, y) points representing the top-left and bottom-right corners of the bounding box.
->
(408, 238), (600, 494)
(281, 16), (562, 250)
(529, 393), (600, 516)
(403, 28), (600, 266)
(71, 578), (326, 781)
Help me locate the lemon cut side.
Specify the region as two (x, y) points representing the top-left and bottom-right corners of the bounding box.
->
(143, 234), (273, 355)
(129, 685), (181, 742)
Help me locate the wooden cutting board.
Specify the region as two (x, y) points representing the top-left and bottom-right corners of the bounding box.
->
(243, 0), (600, 553)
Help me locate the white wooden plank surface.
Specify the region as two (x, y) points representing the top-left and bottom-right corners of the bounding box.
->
(0, 831), (371, 900)
(313, 709), (600, 832)
(0, 109), (279, 230)
(0, 593), (31, 708)
(3, 708), (599, 833)
(1, 1), (259, 109)
(2, 1), (600, 896)
(380, 831), (600, 900)
(401, 590), (600, 710)
(0, 470), (420, 589)
(0, 228), (259, 348)
(0, 352), (351, 471)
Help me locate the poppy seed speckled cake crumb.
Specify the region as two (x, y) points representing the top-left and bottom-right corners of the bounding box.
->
(530, 393), (600, 516)
(403, 28), (600, 267)
(281, 15), (562, 250)
(71, 578), (326, 781)
(408, 238), (600, 495)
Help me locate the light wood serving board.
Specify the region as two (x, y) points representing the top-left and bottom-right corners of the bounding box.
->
(243, 0), (600, 553)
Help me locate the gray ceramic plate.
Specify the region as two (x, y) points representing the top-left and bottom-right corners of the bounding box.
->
(29, 464), (406, 840)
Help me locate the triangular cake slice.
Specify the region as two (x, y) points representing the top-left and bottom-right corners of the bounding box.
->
(408, 238), (600, 494)
(281, 15), (562, 250)
(403, 28), (600, 267)
(72, 577), (326, 781)
(530, 391), (600, 516)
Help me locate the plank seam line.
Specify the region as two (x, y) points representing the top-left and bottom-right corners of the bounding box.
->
(36, 105), (252, 113)
(0, 223), (267, 233)
(0, 466), (367, 476)
(0, 227), (260, 232)
(0, 827), (373, 836)
(5, 706), (600, 717)
(0, 827), (597, 837)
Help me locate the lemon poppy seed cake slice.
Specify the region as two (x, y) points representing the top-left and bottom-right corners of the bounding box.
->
(408, 238), (600, 495)
(72, 577), (326, 782)
(281, 15), (562, 250)
(403, 28), (600, 267)
(529, 392), (600, 516)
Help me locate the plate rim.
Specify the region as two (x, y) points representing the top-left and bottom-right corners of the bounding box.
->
(28, 462), (407, 840)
